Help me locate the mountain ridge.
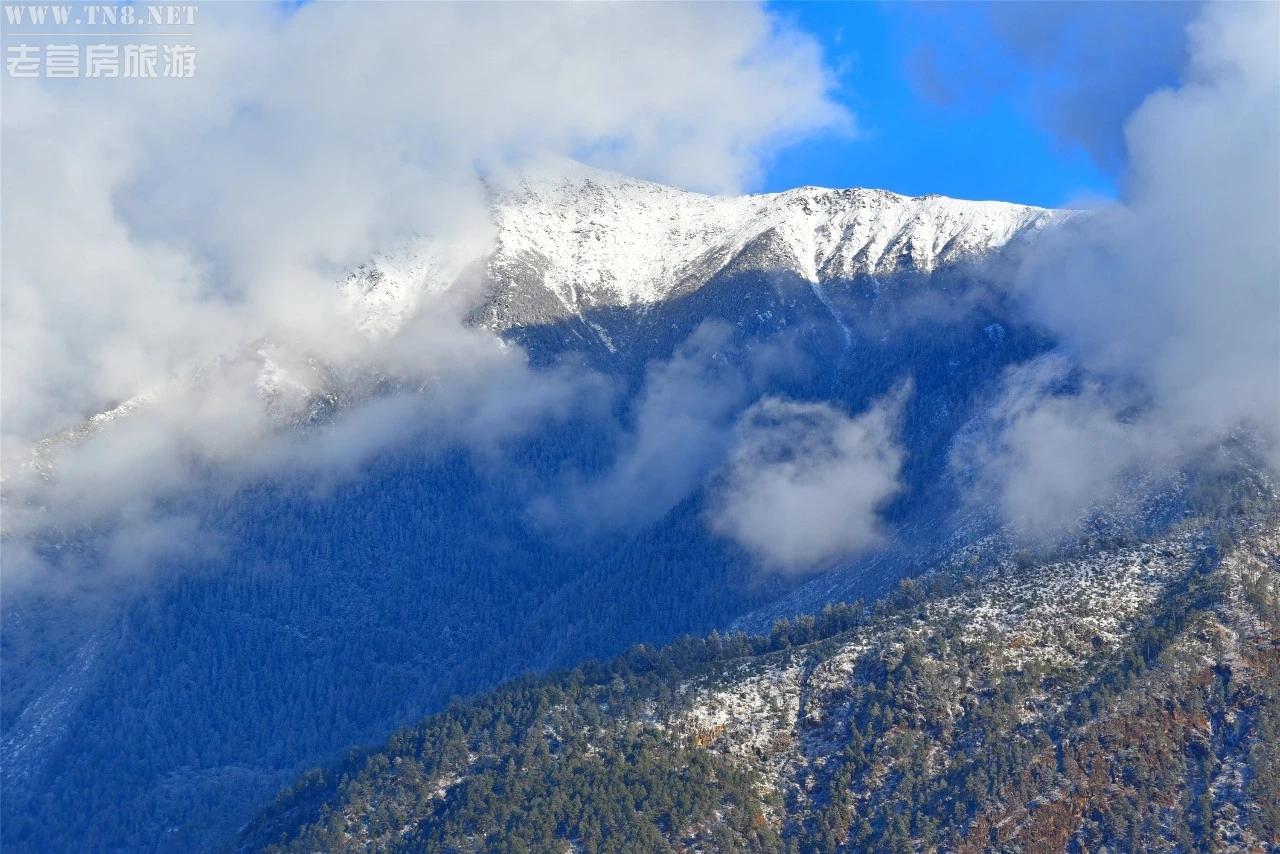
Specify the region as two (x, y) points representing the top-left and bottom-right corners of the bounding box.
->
(25, 166), (1069, 481)
(344, 164), (1070, 346)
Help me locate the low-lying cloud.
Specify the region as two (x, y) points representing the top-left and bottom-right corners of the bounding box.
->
(1, 3), (847, 590)
(709, 385), (909, 573)
(540, 322), (802, 535)
(965, 1), (1280, 541)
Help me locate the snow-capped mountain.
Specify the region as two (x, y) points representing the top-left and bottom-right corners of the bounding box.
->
(34, 165), (1070, 468)
(342, 164), (1068, 349)
(490, 165), (1063, 302)
(27, 166), (1273, 854)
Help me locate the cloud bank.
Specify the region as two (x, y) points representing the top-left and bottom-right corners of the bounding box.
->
(1, 3), (846, 588)
(964, 1), (1280, 540)
(540, 322), (803, 536)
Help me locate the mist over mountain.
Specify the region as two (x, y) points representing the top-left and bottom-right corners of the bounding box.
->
(5, 158), (1273, 852)
(2, 2), (1276, 852)
(1, 169), (1082, 848)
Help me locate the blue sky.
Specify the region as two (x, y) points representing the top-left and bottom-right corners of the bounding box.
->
(763, 2), (1195, 208)
(262, 1), (1193, 209)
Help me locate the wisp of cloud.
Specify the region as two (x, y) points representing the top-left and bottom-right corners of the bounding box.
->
(710, 384), (910, 573)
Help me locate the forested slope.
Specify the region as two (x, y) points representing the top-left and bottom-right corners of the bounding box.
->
(243, 511), (1280, 852)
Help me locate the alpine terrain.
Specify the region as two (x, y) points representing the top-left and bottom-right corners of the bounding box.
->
(3, 166), (1275, 852)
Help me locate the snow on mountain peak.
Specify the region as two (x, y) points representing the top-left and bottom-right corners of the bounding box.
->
(343, 164), (1070, 335)
(37, 166), (1069, 454)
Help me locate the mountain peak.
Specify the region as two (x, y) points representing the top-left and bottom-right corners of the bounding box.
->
(399, 165), (1058, 318)
(343, 165), (1070, 342)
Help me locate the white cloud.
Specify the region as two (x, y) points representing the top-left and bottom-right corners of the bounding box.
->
(538, 322), (779, 535)
(709, 386), (908, 573)
(951, 357), (1179, 541)
(972, 1), (1280, 540)
(0, 3), (847, 586)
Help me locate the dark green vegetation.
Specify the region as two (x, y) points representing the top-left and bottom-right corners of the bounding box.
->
(244, 604), (871, 853)
(2, 273), (1060, 852)
(244, 516), (1280, 852)
(0, 446), (789, 852)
